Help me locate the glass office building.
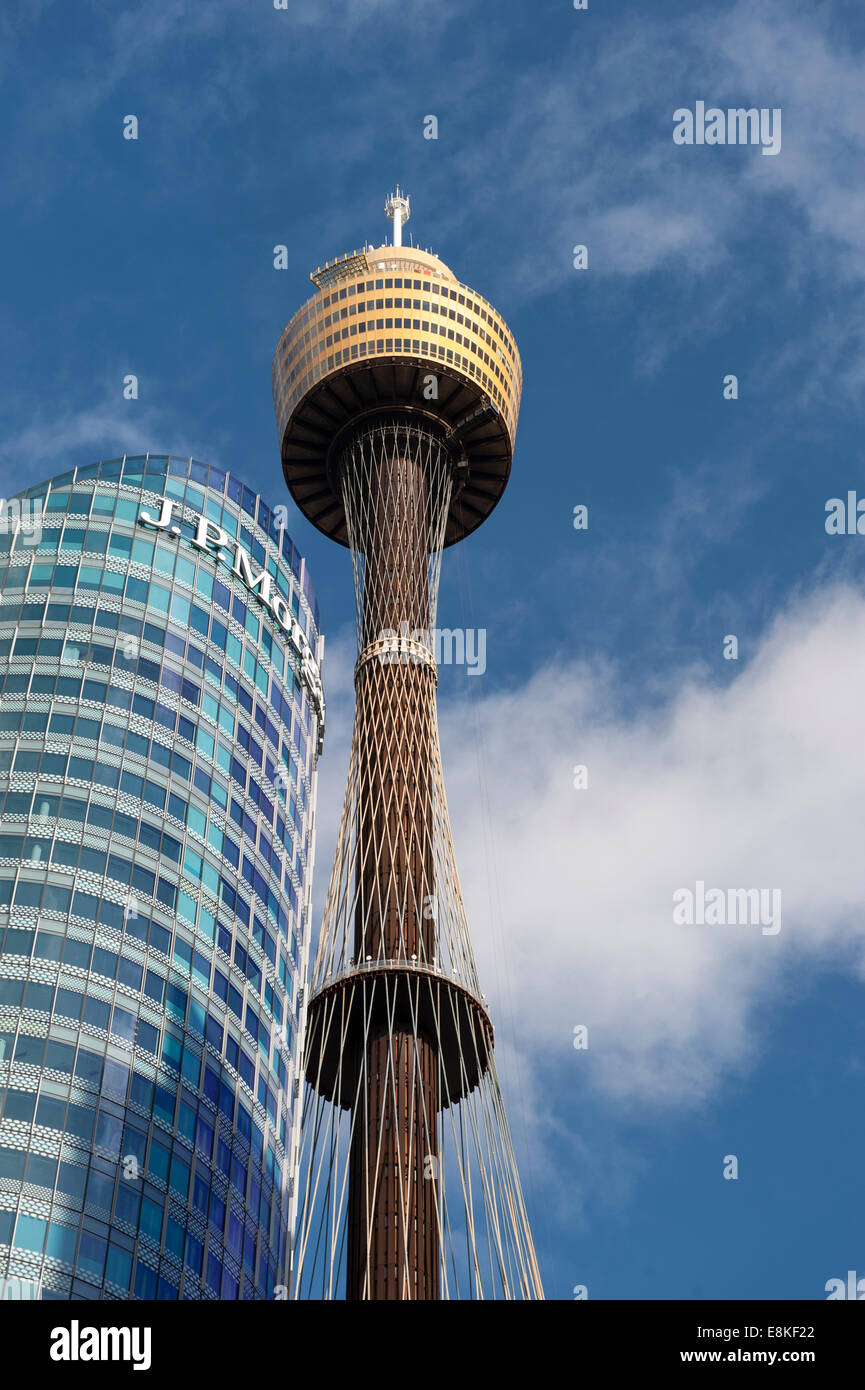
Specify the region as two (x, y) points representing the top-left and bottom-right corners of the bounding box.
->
(0, 454), (324, 1300)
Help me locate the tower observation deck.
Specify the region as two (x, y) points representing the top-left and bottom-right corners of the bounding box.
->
(273, 233), (522, 548)
(275, 192), (542, 1301)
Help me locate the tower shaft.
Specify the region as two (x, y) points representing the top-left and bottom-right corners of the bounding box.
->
(347, 1031), (439, 1299)
(344, 420), (443, 1299)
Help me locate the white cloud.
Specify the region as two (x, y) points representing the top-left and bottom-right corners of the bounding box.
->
(432, 580), (865, 1112)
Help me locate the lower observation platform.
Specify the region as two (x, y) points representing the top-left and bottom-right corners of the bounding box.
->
(303, 962), (494, 1109)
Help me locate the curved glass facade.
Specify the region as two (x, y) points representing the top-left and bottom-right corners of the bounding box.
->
(0, 454), (323, 1300)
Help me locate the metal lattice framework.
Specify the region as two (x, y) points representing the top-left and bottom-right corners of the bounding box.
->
(293, 418), (543, 1300)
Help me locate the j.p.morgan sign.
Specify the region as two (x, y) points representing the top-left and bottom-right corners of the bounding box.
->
(138, 498), (324, 728)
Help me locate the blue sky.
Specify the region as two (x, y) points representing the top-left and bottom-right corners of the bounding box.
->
(3, 0), (865, 1300)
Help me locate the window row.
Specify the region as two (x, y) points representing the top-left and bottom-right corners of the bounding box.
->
(0, 867), (287, 1036)
(0, 747), (297, 944)
(0, 982), (284, 1138)
(282, 334), (515, 433)
(0, 1130), (282, 1300)
(0, 594), (314, 772)
(0, 901), (290, 1098)
(0, 563), (313, 741)
(0, 790), (288, 970)
(0, 670), (309, 842)
(314, 272), (517, 367)
(0, 1034), (286, 1203)
(316, 298), (517, 380)
(0, 730), (304, 910)
(1, 708), (301, 872)
(2, 1203), (280, 1301)
(0, 901), (292, 1081)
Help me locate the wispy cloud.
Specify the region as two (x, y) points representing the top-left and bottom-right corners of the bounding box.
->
(7, 0), (864, 394)
(422, 1), (865, 393)
(0, 388), (222, 496)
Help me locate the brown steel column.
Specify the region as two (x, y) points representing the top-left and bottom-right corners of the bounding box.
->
(345, 421), (441, 1300)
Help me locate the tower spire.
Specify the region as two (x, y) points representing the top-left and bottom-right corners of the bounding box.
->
(384, 185), (411, 246)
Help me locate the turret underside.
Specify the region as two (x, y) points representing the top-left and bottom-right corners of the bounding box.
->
(279, 359), (512, 547)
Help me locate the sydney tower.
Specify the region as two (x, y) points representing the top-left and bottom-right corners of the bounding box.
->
(273, 190), (542, 1300)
